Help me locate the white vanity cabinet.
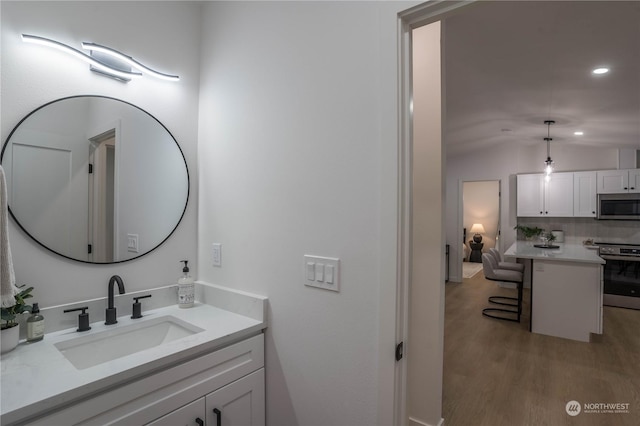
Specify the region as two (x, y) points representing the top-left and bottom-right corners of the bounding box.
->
(23, 334), (265, 426)
(517, 172), (574, 217)
(205, 369), (265, 426)
(596, 169), (640, 193)
(148, 369), (264, 426)
(146, 399), (206, 426)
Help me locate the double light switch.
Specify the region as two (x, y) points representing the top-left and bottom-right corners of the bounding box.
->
(304, 255), (340, 292)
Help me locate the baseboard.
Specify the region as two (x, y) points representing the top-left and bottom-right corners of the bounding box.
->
(409, 416), (445, 426)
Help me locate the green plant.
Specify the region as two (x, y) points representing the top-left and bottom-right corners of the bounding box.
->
(545, 232), (557, 242)
(514, 225), (543, 239)
(1, 286), (33, 330)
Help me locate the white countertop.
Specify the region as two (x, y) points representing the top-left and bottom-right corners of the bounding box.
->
(505, 241), (605, 264)
(1, 300), (265, 424)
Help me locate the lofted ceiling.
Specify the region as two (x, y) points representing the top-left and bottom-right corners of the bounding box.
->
(444, 1), (640, 158)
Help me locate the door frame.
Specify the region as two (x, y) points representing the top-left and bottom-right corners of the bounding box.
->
(395, 1), (477, 425)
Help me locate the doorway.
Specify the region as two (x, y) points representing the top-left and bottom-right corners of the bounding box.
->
(462, 180), (500, 278)
(88, 130), (116, 263)
(396, 2), (475, 425)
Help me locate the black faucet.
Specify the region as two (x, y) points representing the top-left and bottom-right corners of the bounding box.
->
(105, 275), (125, 325)
(64, 306), (91, 332)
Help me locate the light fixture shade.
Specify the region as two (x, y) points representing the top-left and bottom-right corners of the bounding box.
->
(470, 223), (485, 234)
(543, 120), (555, 177)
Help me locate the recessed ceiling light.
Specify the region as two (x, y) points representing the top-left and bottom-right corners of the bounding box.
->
(574, 131), (584, 136)
(592, 67), (609, 75)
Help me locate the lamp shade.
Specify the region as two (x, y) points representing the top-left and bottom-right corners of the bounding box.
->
(470, 223), (485, 234)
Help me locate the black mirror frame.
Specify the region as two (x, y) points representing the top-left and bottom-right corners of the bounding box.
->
(0, 95), (190, 264)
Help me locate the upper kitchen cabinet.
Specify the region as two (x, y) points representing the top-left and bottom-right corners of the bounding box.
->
(517, 173), (574, 217)
(517, 174), (545, 217)
(596, 169), (640, 194)
(574, 171), (597, 217)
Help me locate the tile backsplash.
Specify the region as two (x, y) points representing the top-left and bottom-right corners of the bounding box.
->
(517, 217), (640, 245)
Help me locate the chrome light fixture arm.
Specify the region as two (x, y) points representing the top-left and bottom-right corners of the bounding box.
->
(21, 34), (179, 83)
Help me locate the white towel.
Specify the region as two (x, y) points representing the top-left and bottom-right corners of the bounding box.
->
(0, 165), (18, 307)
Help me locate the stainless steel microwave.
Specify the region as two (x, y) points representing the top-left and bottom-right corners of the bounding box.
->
(598, 193), (640, 220)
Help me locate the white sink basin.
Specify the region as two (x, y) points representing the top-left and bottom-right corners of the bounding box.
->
(55, 315), (204, 370)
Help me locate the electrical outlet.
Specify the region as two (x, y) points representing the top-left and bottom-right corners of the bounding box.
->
(212, 243), (222, 266)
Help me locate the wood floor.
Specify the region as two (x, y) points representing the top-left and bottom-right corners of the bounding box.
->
(443, 272), (640, 426)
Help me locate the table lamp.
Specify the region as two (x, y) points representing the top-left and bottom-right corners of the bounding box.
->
(470, 223), (485, 243)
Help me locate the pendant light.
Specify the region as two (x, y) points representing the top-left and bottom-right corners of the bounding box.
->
(543, 120), (555, 181)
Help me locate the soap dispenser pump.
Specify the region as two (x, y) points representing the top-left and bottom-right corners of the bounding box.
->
(178, 260), (194, 308)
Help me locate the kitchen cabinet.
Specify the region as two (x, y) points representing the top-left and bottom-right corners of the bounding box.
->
(596, 169), (640, 193)
(505, 242), (604, 342)
(516, 174), (544, 217)
(517, 172), (574, 217)
(573, 171), (597, 217)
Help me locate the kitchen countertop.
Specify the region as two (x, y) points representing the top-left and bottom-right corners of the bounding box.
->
(1, 297), (266, 424)
(505, 241), (605, 264)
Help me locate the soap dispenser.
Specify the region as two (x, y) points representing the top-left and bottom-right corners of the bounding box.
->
(178, 260), (195, 308)
(26, 303), (45, 342)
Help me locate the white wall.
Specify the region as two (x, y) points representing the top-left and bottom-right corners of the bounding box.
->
(445, 142), (619, 282)
(197, 1), (420, 425)
(1, 1), (200, 307)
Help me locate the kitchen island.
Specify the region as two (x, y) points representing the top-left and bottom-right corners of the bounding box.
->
(505, 242), (605, 342)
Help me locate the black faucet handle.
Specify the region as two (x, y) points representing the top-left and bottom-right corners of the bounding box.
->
(63, 307), (91, 332)
(131, 294), (152, 319)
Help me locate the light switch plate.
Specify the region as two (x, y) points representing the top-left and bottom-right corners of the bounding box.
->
(304, 255), (340, 292)
(127, 234), (139, 253)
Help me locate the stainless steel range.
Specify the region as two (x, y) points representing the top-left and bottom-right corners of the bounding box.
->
(597, 242), (640, 310)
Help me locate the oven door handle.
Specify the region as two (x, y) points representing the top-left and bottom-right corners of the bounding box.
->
(600, 255), (640, 262)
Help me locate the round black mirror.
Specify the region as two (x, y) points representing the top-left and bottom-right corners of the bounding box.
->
(1, 96), (189, 263)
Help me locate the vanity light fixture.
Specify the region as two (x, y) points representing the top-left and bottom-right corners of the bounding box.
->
(543, 120), (555, 182)
(21, 34), (179, 83)
(574, 131), (584, 136)
(592, 67), (609, 75)
(81, 42), (179, 81)
(21, 34), (142, 81)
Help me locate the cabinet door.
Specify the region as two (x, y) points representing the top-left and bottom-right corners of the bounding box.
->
(573, 172), (597, 217)
(545, 172), (574, 216)
(597, 170), (629, 193)
(517, 174), (544, 216)
(146, 398), (205, 426)
(629, 169), (640, 193)
(206, 369), (265, 426)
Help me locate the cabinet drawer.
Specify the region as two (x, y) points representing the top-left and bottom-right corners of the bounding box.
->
(25, 334), (264, 426)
